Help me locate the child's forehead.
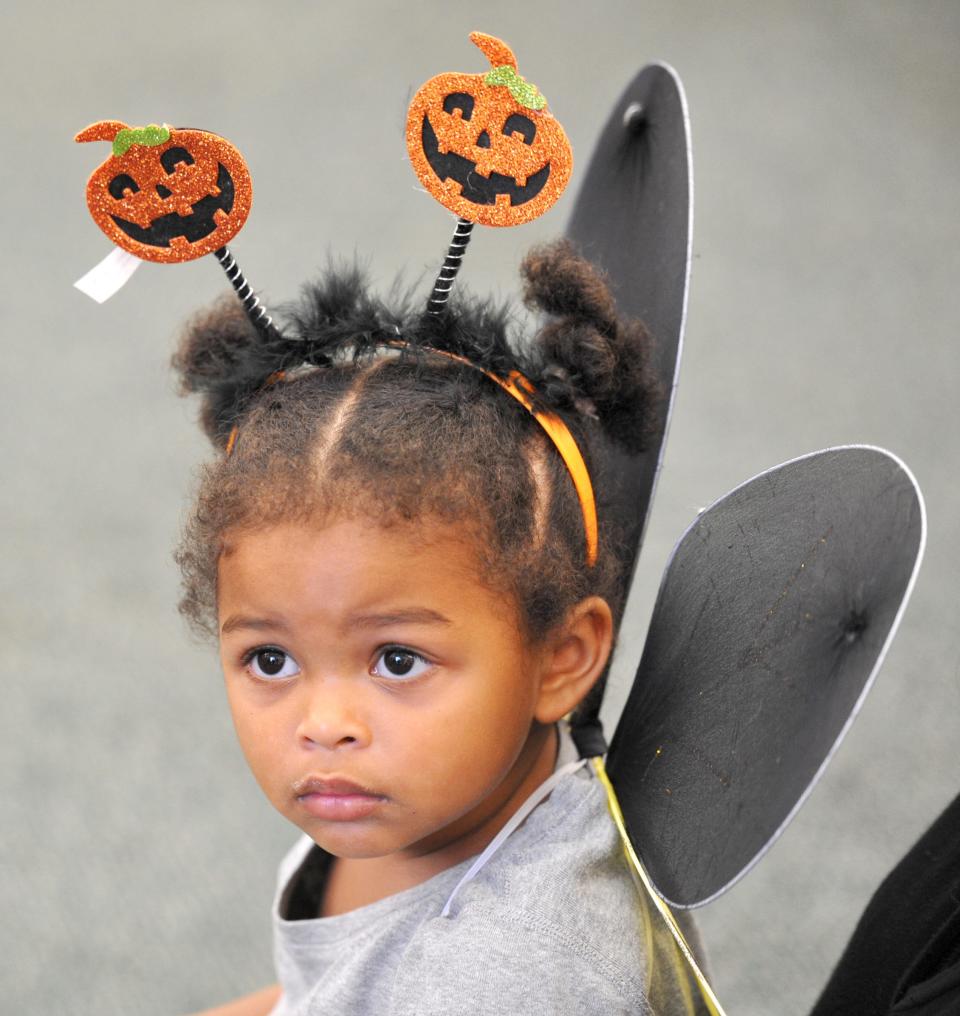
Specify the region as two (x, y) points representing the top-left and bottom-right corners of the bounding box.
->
(216, 515), (526, 637)
(220, 511), (483, 558)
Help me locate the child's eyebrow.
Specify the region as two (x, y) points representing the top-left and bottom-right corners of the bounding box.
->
(220, 615), (291, 636)
(219, 609), (453, 636)
(347, 609), (453, 629)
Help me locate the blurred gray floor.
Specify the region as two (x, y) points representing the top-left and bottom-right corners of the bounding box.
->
(1, 2), (958, 1013)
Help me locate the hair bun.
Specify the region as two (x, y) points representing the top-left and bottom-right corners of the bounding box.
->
(173, 296), (289, 448)
(522, 240), (659, 454)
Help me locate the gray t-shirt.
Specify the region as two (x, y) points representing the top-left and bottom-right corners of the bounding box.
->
(269, 731), (706, 1015)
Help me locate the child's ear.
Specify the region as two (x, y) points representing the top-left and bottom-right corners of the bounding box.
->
(534, 596), (614, 724)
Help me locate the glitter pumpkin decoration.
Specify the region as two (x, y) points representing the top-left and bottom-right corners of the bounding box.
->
(406, 32), (573, 227)
(76, 120), (253, 263)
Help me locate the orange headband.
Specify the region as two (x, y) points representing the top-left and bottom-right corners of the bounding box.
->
(224, 349), (599, 567)
(466, 365), (598, 567)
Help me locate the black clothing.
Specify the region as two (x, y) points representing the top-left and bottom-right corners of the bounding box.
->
(812, 791), (960, 1015)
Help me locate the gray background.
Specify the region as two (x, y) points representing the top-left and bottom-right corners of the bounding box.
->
(1, 1), (958, 1013)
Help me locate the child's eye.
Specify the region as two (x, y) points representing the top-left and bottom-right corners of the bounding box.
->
(372, 646), (432, 682)
(245, 646), (301, 680)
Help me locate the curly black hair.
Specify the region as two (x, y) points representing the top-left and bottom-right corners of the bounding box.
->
(173, 239), (659, 727)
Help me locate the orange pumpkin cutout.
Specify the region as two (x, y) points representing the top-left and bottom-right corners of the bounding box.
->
(76, 121), (253, 263)
(406, 32), (573, 227)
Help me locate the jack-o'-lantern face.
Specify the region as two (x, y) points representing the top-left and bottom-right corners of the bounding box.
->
(76, 121), (252, 263)
(406, 33), (573, 227)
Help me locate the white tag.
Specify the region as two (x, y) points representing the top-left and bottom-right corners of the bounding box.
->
(74, 248), (144, 303)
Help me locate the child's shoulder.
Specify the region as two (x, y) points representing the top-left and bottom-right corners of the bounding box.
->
(449, 760), (637, 931)
(392, 764), (651, 1014)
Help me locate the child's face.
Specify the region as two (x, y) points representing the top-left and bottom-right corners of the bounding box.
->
(217, 517), (558, 864)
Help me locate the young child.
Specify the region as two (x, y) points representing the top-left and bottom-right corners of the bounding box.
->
(172, 240), (708, 1015)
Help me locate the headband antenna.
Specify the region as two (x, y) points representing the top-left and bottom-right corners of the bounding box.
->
(74, 120), (281, 339)
(406, 32), (573, 313)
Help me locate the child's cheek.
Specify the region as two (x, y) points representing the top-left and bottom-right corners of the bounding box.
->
(222, 678), (296, 802)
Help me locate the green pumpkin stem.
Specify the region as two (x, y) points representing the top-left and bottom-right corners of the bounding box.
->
(483, 66), (547, 111)
(112, 124), (171, 157)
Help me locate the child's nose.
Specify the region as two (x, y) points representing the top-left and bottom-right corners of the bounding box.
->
(295, 680), (371, 751)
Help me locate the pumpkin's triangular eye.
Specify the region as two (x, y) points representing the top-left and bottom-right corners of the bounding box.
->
(443, 92), (475, 120)
(160, 146), (196, 174)
(108, 173), (140, 199)
(503, 113), (535, 145)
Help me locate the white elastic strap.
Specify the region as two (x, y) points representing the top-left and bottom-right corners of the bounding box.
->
(440, 758), (587, 918)
(74, 248), (143, 303)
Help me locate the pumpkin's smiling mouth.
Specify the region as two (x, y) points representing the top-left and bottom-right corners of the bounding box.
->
(111, 163), (236, 248)
(421, 116), (550, 207)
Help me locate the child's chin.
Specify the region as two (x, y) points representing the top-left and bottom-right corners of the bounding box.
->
(301, 822), (411, 860)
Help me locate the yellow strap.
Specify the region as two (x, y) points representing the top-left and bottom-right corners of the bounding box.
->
(591, 756), (728, 1016)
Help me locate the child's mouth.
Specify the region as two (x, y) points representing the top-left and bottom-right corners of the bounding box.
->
(293, 776), (387, 821)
